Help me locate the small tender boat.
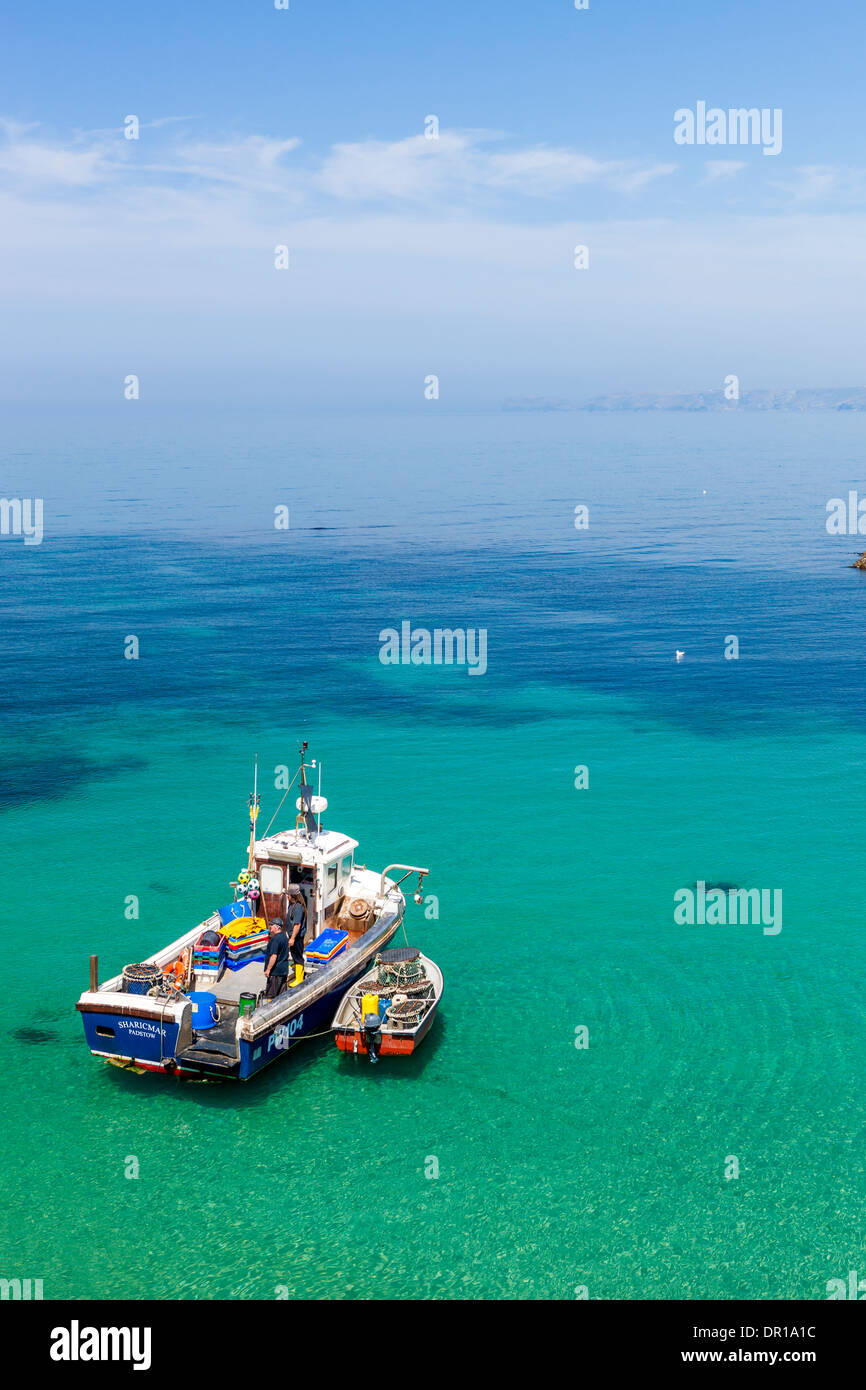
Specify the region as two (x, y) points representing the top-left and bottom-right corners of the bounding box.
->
(75, 745), (431, 1082)
(332, 947), (443, 1060)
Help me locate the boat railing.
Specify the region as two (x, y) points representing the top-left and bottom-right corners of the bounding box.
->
(378, 864), (430, 900)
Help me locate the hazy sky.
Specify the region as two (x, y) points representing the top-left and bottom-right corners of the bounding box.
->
(2, 0), (865, 406)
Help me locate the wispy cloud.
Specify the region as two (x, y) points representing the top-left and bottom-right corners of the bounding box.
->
(312, 131), (677, 203)
(701, 160), (747, 184)
(2, 118), (865, 398)
(15, 118), (866, 222)
(0, 119), (675, 207)
(772, 164), (838, 203)
(0, 118), (117, 186)
(145, 135), (304, 192)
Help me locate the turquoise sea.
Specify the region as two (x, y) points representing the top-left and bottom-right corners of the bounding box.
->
(2, 408), (866, 1300)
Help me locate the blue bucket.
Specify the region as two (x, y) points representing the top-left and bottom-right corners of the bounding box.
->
(188, 991), (219, 1030)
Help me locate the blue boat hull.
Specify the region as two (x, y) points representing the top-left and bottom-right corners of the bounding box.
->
(81, 1010), (183, 1069)
(236, 977), (349, 1079)
(178, 952), (381, 1079)
(82, 933), (398, 1081)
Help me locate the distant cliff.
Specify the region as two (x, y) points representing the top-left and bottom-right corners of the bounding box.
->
(502, 389), (866, 413)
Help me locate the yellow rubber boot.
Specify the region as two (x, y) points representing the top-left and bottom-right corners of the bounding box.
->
(290, 963), (304, 988)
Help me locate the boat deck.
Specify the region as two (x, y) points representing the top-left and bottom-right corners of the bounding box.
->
(194, 959), (327, 1006)
(200, 965), (267, 1003)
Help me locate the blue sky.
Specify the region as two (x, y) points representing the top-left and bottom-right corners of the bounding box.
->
(2, 0), (866, 405)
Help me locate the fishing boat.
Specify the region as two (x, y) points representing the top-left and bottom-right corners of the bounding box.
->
(331, 947), (443, 1060)
(75, 745), (430, 1081)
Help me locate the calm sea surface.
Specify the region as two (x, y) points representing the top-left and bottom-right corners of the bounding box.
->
(2, 409), (865, 1299)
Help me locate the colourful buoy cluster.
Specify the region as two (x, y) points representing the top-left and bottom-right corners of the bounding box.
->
(235, 869), (260, 906)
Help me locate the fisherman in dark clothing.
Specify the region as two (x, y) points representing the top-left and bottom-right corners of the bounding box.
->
(286, 888), (307, 986)
(263, 918), (290, 998)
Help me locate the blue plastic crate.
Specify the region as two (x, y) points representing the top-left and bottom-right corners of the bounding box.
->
(305, 928), (349, 962)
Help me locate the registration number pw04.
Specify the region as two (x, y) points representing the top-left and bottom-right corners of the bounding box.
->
(268, 1016), (304, 1051)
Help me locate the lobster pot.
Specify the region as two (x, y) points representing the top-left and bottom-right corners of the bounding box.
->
(376, 951), (425, 991)
(387, 994), (430, 1026)
(122, 962), (162, 995)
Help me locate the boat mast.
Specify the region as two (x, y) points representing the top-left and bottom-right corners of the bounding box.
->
(247, 755), (259, 871)
(296, 741), (317, 837)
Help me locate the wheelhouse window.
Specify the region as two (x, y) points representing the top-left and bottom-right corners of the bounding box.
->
(340, 854), (353, 882)
(325, 861), (339, 895)
(259, 864), (283, 896)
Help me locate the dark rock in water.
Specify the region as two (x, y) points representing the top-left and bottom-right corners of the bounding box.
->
(691, 881), (739, 893)
(0, 749), (148, 812)
(850, 554), (866, 570)
(148, 882), (173, 894)
(13, 1027), (57, 1044)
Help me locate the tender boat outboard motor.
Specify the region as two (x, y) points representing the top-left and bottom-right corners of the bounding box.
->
(362, 1009), (382, 1064)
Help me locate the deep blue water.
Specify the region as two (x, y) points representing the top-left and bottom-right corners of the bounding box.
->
(2, 409), (866, 1299)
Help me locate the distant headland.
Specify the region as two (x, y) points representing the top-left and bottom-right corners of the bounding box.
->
(502, 389), (866, 413)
